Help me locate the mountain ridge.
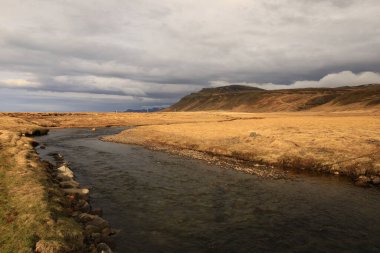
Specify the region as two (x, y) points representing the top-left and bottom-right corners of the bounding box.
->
(165, 84), (380, 112)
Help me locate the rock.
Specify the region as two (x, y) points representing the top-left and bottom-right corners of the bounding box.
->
(333, 171), (339, 175)
(91, 232), (102, 244)
(85, 224), (102, 234)
(62, 188), (89, 198)
(56, 174), (73, 182)
(78, 213), (97, 223)
(40, 145), (46, 149)
(76, 200), (91, 213)
(99, 235), (116, 250)
(59, 180), (80, 189)
(371, 176), (380, 185)
(101, 227), (114, 237)
(355, 175), (371, 187)
(87, 216), (109, 230)
(97, 243), (113, 253)
(92, 128), (96, 131)
(89, 245), (97, 253)
(57, 165), (74, 178)
(101, 227), (119, 237)
(71, 211), (80, 217)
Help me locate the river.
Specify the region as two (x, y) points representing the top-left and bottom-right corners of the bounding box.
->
(36, 127), (380, 253)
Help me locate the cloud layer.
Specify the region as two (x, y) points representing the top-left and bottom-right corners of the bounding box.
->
(210, 71), (380, 90)
(0, 0), (379, 111)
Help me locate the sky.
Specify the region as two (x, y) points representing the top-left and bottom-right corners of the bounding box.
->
(0, 0), (380, 112)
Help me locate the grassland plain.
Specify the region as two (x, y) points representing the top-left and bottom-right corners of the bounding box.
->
(103, 112), (380, 183)
(3, 111), (380, 181)
(0, 110), (379, 251)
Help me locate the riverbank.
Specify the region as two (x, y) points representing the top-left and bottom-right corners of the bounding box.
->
(0, 130), (84, 252)
(1, 111), (379, 186)
(0, 126), (114, 252)
(46, 154), (115, 253)
(102, 112), (380, 186)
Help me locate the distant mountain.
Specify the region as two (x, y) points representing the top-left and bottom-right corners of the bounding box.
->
(125, 107), (165, 113)
(165, 84), (380, 112)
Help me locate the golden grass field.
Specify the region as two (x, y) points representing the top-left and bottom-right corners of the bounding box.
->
(0, 111), (379, 252)
(104, 112), (380, 178)
(2, 111), (379, 178)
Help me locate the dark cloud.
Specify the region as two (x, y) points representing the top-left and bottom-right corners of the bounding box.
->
(0, 0), (379, 111)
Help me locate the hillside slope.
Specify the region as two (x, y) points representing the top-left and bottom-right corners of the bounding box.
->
(166, 84), (380, 112)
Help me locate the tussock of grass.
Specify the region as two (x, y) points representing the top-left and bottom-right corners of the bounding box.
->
(25, 128), (49, 137)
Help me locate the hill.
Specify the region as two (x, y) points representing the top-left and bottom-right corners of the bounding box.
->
(166, 84), (380, 112)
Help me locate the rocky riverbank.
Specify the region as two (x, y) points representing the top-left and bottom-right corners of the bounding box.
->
(44, 152), (117, 253)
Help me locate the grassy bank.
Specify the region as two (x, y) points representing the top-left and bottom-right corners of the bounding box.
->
(103, 112), (380, 183)
(0, 130), (83, 252)
(1, 111), (379, 182)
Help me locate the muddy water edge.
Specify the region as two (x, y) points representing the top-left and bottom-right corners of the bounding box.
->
(36, 127), (380, 253)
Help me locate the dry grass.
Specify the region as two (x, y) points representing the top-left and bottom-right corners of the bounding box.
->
(1, 112), (241, 129)
(1, 111), (379, 178)
(0, 131), (83, 252)
(104, 112), (380, 178)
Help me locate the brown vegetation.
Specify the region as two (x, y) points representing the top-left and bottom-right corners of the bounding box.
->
(165, 84), (380, 112)
(103, 112), (380, 182)
(0, 131), (83, 252)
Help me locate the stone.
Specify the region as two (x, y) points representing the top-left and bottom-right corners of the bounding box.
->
(56, 174), (73, 182)
(371, 176), (380, 185)
(97, 243), (113, 253)
(71, 211), (80, 217)
(78, 213), (97, 223)
(59, 180), (80, 189)
(91, 232), (102, 244)
(87, 216), (109, 230)
(76, 200), (91, 213)
(62, 188), (89, 197)
(85, 224), (102, 234)
(57, 165), (74, 178)
(355, 175), (371, 187)
(102, 227), (120, 237)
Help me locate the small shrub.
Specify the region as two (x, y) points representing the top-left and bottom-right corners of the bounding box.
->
(249, 132), (260, 137)
(25, 128), (49, 137)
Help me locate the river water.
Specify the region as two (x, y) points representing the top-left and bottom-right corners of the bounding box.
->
(36, 127), (380, 253)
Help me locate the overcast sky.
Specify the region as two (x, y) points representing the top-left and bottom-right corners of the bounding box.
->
(1, 0), (380, 111)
